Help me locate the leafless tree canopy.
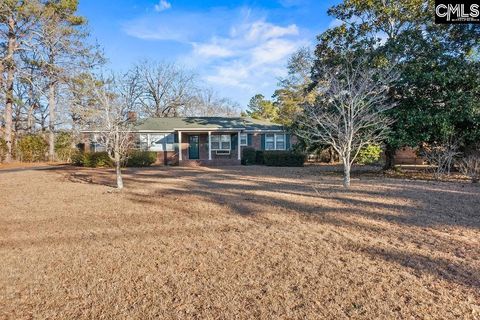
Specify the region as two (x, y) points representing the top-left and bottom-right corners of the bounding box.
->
(295, 57), (398, 187)
(129, 61), (196, 118)
(187, 88), (240, 117)
(421, 138), (461, 179)
(81, 74), (137, 189)
(458, 153), (480, 183)
(127, 60), (240, 118)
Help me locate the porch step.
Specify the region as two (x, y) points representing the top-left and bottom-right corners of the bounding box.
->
(180, 160), (203, 167)
(180, 159), (241, 167)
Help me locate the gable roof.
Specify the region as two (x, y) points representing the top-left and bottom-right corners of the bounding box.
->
(135, 117), (284, 132)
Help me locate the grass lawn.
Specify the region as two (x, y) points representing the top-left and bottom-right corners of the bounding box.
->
(1, 165), (479, 319)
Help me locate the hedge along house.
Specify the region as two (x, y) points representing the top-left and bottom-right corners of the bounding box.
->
(82, 117), (295, 166)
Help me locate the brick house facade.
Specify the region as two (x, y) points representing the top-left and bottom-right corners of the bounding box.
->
(82, 117), (296, 166)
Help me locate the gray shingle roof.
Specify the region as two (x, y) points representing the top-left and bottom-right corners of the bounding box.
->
(134, 117), (284, 132)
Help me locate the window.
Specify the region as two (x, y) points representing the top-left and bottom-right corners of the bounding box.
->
(221, 135), (231, 150)
(240, 133), (248, 146)
(139, 134), (148, 149)
(144, 133), (175, 151)
(91, 134), (106, 152)
(275, 134), (285, 150)
(265, 133), (286, 150)
(211, 134), (231, 150)
(211, 135), (220, 150)
(165, 134), (175, 151)
(265, 134), (275, 150)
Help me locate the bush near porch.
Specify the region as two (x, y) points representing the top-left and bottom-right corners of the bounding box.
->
(263, 151), (306, 167)
(241, 147), (256, 165)
(242, 148), (306, 167)
(71, 151), (156, 168)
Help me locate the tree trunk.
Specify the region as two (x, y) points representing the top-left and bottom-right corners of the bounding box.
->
(383, 143), (396, 170)
(27, 105), (35, 134)
(48, 82), (56, 161)
(115, 152), (123, 190)
(115, 159), (123, 189)
(114, 133), (123, 189)
(3, 16), (16, 163)
(328, 146), (335, 164)
(342, 157), (351, 188)
(27, 82), (36, 133)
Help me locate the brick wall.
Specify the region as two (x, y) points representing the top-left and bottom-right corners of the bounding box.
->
(394, 147), (425, 165)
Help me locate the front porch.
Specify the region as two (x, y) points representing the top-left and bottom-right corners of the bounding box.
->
(178, 130), (242, 166)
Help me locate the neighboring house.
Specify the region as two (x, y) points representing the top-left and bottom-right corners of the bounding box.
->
(393, 147), (425, 165)
(82, 117), (296, 166)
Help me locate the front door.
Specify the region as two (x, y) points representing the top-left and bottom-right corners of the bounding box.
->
(188, 135), (199, 159)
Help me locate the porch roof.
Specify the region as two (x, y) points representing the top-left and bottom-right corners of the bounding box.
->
(135, 117), (284, 132)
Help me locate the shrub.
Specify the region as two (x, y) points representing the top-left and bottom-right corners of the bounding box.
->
(55, 132), (76, 162)
(263, 151), (306, 167)
(71, 151), (86, 166)
(255, 150), (265, 165)
(356, 144), (382, 165)
(241, 147), (256, 165)
(88, 152), (113, 167)
(126, 150), (157, 167)
(71, 151), (113, 167)
(0, 138), (7, 162)
(17, 134), (48, 162)
(458, 154), (480, 183)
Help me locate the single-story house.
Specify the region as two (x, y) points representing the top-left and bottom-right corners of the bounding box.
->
(82, 117), (296, 166)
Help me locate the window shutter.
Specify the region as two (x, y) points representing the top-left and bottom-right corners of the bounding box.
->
(286, 134), (291, 150)
(261, 134), (265, 150)
(231, 133), (237, 151)
(247, 134), (253, 146)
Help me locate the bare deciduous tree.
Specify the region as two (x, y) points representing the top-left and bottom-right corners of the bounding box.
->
(83, 75), (136, 189)
(132, 60), (197, 117)
(458, 153), (480, 183)
(420, 138), (461, 180)
(188, 88), (240, 117)
(295, 57), (398, 188)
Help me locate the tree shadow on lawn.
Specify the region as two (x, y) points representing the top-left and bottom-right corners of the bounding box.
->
(56, 165), (480, 293)
(360, 246), (480, 291)
(59, 165), (480, 231)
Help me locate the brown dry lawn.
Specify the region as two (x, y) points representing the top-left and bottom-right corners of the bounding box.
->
(0, 165), (479, 319)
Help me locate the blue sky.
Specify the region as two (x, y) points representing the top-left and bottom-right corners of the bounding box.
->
(78, 0), (340, 109)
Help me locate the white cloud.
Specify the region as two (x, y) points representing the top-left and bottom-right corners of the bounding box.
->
(193, 18), (307, 95)
(239, 21), (299, 42)
(251, 38), (299, 65)
(192, 42), (234, 58)
(154, 0), (171, 12)
(123, 7), (310, 106)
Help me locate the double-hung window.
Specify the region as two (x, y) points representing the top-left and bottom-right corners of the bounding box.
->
(143, 133), (175, 151)
(240, 133), (248, 146)
(211, 134), (231, 150)
(265, 134), (275, 150)
(164, 134), (175, 151)
(275, 134), (285, 150)
(265, 133), (286, 150)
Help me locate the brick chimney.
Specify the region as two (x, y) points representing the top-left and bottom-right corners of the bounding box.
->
(127, 111), (137, 123)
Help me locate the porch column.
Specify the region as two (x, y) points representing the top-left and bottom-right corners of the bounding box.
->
(178, 131), (182, 161)
(208, 131), (212, 160)
(237, 131), (241, 160)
